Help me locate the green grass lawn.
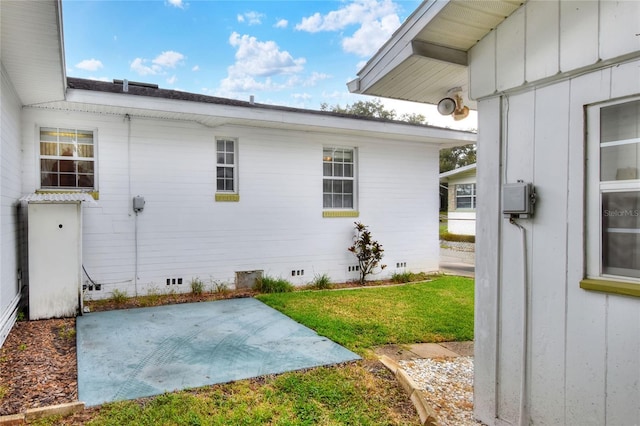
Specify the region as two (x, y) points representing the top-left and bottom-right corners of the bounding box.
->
(257, 276), (474, 354)
(35, 275), (473, 425)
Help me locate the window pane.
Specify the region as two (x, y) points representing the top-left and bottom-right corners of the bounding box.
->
(217, 140), (225, 152)
(40, 142), (58, 156)
(59, 174), (76, 187)
(60, 143), (74, 156)
(224, 168), (234, 179)
(333, 194), (343, 208)
(78, 144), (94, 158)
(332, 180), (343, 193)
(58, 129), (76, 143)
(40, 128), (58, 142)
(344, 164), (353, 177)
(344, 180), (353, 193)
(40, 159), (58, 172)
(225, 140), (234, 152)
(601, 100), (640, 143)
(323, 194), (332, 208)
(602, 191), (640, 278)
(334, 164), (344, 177)
(217, 153), (225, 164)
(323, 163), (332, 177)
(77, 131), (93, 144)
(323, 179), (332, 193)
(457, 197), (472, 209)
(78, 174), (94, 188)
(601, 142), (639, 181)
(41, 172), (58, 187)
(226, 153), (234, 164)
(323, 149), (333, 161)
(457, 184), (473, 196)
(343, 195), (353, 208)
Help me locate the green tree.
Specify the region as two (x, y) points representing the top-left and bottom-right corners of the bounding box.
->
(320, 99), (476, 173)
(439, 144), (476, 173)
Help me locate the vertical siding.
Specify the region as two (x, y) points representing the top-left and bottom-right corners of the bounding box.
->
(21, 108), (441, 298)
(470, 0), (639, 99)
(529, 81), (570, 424)
(475, 55), (640, 424)
(474, 96), (502, 424)
(0, 66), (22, 346)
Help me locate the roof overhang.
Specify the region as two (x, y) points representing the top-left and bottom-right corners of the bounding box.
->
(0, 0), (66, 105)
(349, 0), (526, 109)
(439, 163), (476, 181)
(33, 78), (476, 148)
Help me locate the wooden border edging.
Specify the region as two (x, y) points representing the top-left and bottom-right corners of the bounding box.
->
(378, 355), (439, 426)
(0, 402), (84, 425)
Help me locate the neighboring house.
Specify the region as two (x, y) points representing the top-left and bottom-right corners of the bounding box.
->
(0, 2), (476, 343)
(350, 1), (640, 425)
(439, 163), (476, 236)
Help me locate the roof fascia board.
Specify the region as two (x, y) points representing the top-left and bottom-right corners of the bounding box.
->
(63, 87), (476, 145)
(439, 163), (477, 179)
(353, 0), (450, 93)
(56, 0), (68, 92)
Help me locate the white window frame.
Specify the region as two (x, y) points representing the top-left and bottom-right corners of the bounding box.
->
(586, 97), (640, 284)
(38, 126), (97, 191)
(455, 183), (476, 210)
(215, 137), (238, 193)
(323, 147), (357, 210)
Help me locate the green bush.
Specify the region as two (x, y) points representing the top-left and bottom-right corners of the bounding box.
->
(390, 271), (431, 283)
(110, 289), (128, 305)
(191, 277), (205, 295)
(310, 273), (332, 290)
(440, 232), (475, 243)
(254, 276), (294, 293)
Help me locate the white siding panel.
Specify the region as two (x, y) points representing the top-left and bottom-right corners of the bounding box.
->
(497, 91), (535, 424)
(22, 108), (441, 298)
(525, 0), (560, 83)
(470, 31), (496, 100)
(559, 1), (599, 72)
(610, 59), (640, 99)
(599, 0), (640, 61)
(473, 96), (502, 424)
(605, 295), (640, 426)
(496, 6), (525, 92)
(529, 81), (570, 424)
(0, 66), (22, 346)
(564, 69), (611, 426)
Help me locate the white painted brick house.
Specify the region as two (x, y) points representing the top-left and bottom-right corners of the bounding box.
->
(0, 1), (475, 341)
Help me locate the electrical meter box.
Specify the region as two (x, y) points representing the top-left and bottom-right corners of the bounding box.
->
(503, 182), (536, 218)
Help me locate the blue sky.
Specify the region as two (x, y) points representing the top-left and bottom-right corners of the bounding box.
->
(62, 0), (476, 130)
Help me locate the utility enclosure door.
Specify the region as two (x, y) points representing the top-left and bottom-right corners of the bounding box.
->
(28, 202), (81, 320)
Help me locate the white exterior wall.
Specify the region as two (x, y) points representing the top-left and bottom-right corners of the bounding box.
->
(0, 66), (23, 346)
(21, 108), (440, 299)
(471, 1), (640, 424)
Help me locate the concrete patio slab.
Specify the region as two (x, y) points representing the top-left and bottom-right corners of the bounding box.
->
(76, 298), (360, 407)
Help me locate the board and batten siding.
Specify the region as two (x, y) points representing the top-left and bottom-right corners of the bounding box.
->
(0, 66), (24, 346)
(21, 108), (440, 299)
(471, 1), (640, 423)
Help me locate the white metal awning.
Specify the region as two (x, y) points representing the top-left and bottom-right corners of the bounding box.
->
(20, 193), (97, 205)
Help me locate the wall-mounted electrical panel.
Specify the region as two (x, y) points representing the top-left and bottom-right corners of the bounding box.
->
(503, 181), (536, 218)
(133, 195), (145, 212)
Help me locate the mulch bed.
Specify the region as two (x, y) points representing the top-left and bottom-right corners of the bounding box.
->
(0, 281), (410, 420)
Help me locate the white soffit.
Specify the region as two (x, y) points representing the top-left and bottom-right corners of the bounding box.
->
(0, 0), (66, 105)
(350, 0), (525, 108)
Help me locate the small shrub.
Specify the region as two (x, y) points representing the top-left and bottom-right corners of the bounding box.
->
(139, 286), (162, 307)
(211, 279), (229, 294)
(191, 277), (205, 295)
(16, 310), (25, 322)
(110, 289), (128, 305)
(348, 222), (386, 285)
(311, 273), (332, 290)
(0, 385), (7, 400)
(440, 232), (475, 243)
(57, 325), (76, 341)
(254, 275), (294, 293)
(18, 343), (27, 351)
(391, 271), (431, 283)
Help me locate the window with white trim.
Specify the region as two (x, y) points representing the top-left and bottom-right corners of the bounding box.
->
(39, 127), (95, 189)
(323, 147), (355, 209)
(455, 183), (476, 209)
(586, 98), (640, 282)
(216, 138), (237, 192)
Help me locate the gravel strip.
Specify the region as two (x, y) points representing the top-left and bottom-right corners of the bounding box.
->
(399, 357), (481, 426)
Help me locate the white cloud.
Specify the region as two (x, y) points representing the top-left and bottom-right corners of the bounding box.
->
(75, 59), (103, 72)
(342, 13), (400, 57)
(152, 51), (185, 68)
(166, 75), (177, 85)
(192, 65), (200, 72)
(295, 0), (401, 57)
(305, 71), (331, 87)
(130, 58), (162, 75)
(238, 11), (264, 25)
(131, 51), (185, 76)
(166, 0), (185, 9)
(228, 32), (305, 78)
(274, 19), (288, 29)
(292, 93), (312, 101)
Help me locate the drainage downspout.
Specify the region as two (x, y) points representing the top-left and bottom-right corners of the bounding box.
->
(125, 114), (138, 297)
